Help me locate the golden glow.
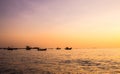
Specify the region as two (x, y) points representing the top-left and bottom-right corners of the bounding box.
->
(1, 0), (120, 48)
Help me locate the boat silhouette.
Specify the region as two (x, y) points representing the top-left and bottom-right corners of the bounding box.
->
(65, 47), (72, 50)
(6, 47), (18, 50)
(37, 48), (47, 51)
(26, 46), (32, 50)
(56, 47), (61, 50)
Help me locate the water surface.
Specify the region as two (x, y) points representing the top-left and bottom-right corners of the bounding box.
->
(0, 48), (120, 74)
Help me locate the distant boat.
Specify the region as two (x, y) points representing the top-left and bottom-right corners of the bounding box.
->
(26, 46), (32, 50)
(37, 48), (47, 51)
(56, 47), (61, 50)
(65, 47), (72, 50)
(7, 47), (17, 50)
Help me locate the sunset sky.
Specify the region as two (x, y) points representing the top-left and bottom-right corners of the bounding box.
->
(0, 0), (120, 48)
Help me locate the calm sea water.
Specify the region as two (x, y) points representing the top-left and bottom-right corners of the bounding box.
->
(0, 48), (120, 74)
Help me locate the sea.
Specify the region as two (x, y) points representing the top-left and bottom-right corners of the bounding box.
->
(0, 48), (120, 74)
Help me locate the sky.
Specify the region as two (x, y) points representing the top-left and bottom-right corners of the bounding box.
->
(0, 0), (120, 48)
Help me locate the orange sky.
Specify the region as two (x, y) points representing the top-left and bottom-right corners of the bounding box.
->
(0, 0), (120, 48)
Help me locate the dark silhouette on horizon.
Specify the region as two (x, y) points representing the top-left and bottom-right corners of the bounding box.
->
(0, 46), (73, 51)
(37, 48), (47, 51)
(56, 47), (61, 50)
(26, 46), (32, 50)
(65, 47), (72, 50)
(5, 47), (18, 50)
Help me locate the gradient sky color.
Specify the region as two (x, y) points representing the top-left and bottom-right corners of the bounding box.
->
(0, 0), (120, 48)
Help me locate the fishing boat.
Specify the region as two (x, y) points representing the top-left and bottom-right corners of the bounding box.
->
(37, 48), (47, 51)
(7, 48), (14, 50)
(26, 46), (32, 50)
(6, 47), (18, 50)
(56, 47), (61, 50)
(7, 47), (14, 50)
(65, 47), (72, 50)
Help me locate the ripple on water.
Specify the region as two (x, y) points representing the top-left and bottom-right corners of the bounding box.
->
(0, 68), (23, 74)
(1, 49), (120, 74)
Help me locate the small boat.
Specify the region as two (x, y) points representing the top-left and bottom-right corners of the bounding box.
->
(6, 47), (18, 50)
(56, 47), (61, 50)
(37, 48), (47, 51)
(7, 47), (13, 50)
(65, 47), (72, 50)
(26, 46), (32, 50)
(7, 48), (14, 50)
